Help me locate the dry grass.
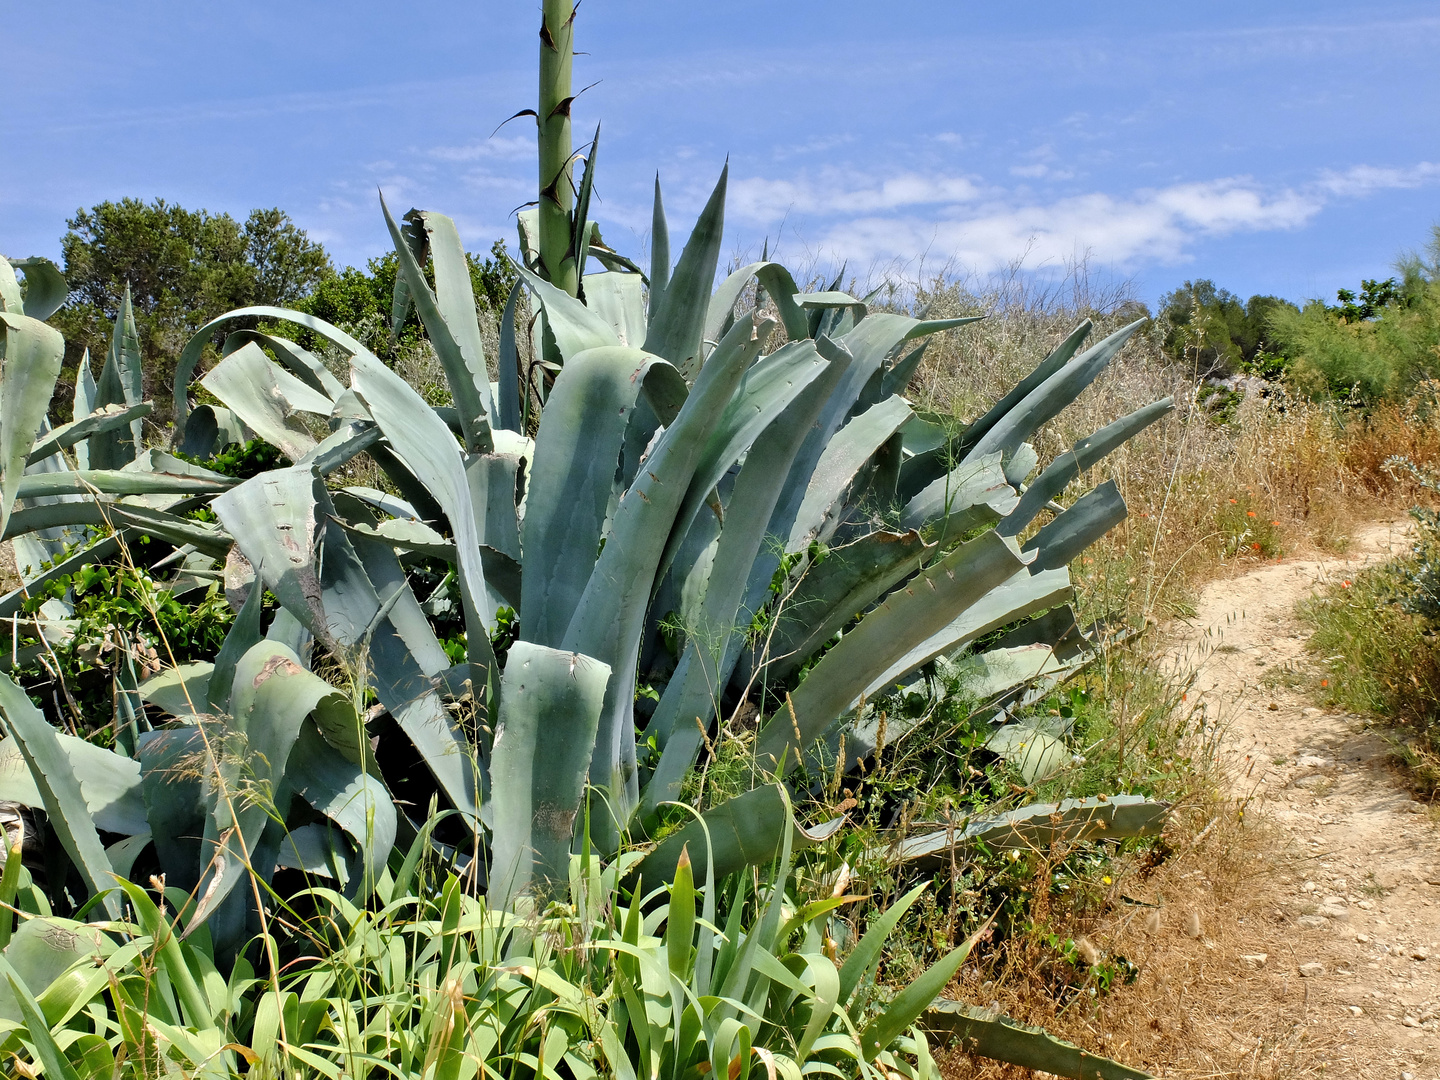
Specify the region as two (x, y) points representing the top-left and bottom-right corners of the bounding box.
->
(888, 271), (1440, 622)
(939, 812), (1367, 1079)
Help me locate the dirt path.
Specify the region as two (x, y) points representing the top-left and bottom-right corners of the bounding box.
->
(1164, 520), (1440, 1077)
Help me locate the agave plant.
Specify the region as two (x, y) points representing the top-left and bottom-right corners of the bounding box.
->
(0, 181), (1169, 915)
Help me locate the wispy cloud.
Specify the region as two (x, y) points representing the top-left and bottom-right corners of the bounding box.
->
(730, 163), (1440, 273)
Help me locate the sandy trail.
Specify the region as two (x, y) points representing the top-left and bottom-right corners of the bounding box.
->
(1165, 520), (1440, 1077)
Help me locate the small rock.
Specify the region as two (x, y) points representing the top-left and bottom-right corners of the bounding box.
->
(1321, 894), (1345, 906)
(1239, 953), (1268, 970)
(1403, 1016), (1421, 1028)
(1410, 946), (1429, 960)
(1184, 910), (1202, 939)
(1267, 701), (1279, 711)
(1401, 1072), (1415, 1080)
(1296, 915), (1329, 929)
(1319, 904), (1350, 922)
(1298, 962), (1324, 977)
(1355, 933), (1370, 943)
(1303, 880), (1318, 892)
(1302, 706), (1322, 717)
(1347, 1005), (1363, 1016)
(1296, 754), (1329, 767)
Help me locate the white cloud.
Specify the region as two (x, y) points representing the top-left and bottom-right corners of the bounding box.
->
(733, 163), (1440, 272)
(430, 135), (534, 163)
(729, 170), (985, 224)
(1315, 162), (1440, 197)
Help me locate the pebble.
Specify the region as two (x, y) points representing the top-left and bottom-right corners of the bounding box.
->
(1319, 904), (1350, 922)
(1239, 953), (1268, 970)
(1403, 1016), (1421, 1028)
(1296, 754), (1329, 767)
(1347, 1005), (1363, 1016)
(1298, 962), (1325, 977)
(1410, 946), (1429, 960)
(1296, 915), (1329, 929)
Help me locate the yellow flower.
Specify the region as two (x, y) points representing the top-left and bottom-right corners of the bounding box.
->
(1102, 876), (1112, 885)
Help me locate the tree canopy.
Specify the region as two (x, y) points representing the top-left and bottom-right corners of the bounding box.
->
(51, 198), (332, 415)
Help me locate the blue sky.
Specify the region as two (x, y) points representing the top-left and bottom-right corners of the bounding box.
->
(5, 1), (1439, 308)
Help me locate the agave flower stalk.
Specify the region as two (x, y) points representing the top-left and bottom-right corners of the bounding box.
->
(538, 0), (578, 295)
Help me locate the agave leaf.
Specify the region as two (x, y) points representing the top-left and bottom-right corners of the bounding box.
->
(562, 312), (759, 836)
(189, 642), (337, 933)
(964, 319), (1145, 465)
(412, 208), (498, 431)
(207, 584), (264, 712)
(894, 794), (1171, 867)
(137, 662), (214, 718)
(761, 529), (933, 686)
(287, 724), (394, 894)
(657, 320), (821, 585)
(857, 566), (1073, 705)
(924, 999), (1152, 1078)
(640, 346), (853, 816)
(0, 312), (64, 538)
(220, 329), (345, 400)
(90, 285), (145, 465)
(0, 674), (123, 918)
(959, 320), (1093, 453)
(754, 531), (1028, 772)
(179, 404), (251, 460)
(173, 306), (367, 434)
(200, 342), (327, 460)
(0, 257), (24, 313)
(789, 394), (913, 550)
(0, 732), (144, 835)
(984, 722), (1070, 784)
(351, 349), (495, 654)
(643, 164), (727, 380)
(323, 496), (485, 830)
(15, 470), (235, 500)
(212, 465), (328, 638)
(0, 537), (120, 616)
(27, 403), (154, 467)
(11, 258), (68, 322)
(0, 498), (227, 556)
(635, 784), (842, 888)
(378, 200), (493, 451)
(516, 266), (621, 360)
(1002, 399), (1174, 535)
(648, 175), (670, 317)
(138, 726), (208, 894)
(1024, 480), (1127, 572)
(900, 452), (1018, 539)
(1005, 442), (1038, 486)
(488, 641), (611, 906)
(704, 260), (809, 345)
(296, 421), (381, 477)
(584, 272), (648, 347)
(521, 346), (685, 649)
(497, 281), (525, 432)
(71, 351), (98, 465)
(880, 341), (929, 399)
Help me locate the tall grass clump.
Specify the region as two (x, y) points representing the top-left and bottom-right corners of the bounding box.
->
(1300, 462), (1440, 792)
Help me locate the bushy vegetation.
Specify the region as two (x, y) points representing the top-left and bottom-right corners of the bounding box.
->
(1299, 461), (1440, 792)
